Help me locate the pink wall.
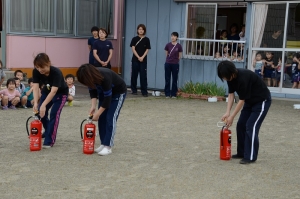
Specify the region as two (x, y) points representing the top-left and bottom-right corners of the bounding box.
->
(6, 36), (88, 69)
(6, 35), (119, 69)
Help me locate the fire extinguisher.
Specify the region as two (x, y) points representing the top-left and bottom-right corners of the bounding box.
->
(26, 112), (42, 151)
(218, 122), (231, 160)
(80, 115), (96, 155)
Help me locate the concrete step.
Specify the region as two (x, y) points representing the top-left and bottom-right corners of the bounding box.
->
(3, 70), (15, 79)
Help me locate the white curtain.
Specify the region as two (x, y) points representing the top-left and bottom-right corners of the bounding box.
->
(10, 0), (32, 32)
(57, 0), (74, 34)
(77, 0), (97, 36)
(34, 0), (54, 32)
(251, 4), (268, 70)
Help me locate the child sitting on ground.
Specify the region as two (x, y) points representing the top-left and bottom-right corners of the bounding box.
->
(14, 70), (26, 93)
(65, 74), (75, 106)
(21, 78), (36, 108)
(0, 78), (20, 110)
(14, 77), (26, 95)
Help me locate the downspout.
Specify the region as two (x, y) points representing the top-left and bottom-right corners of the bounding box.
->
(120, 0), (126, 78)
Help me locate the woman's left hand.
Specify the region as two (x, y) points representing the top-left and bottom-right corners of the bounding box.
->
(39, 105), (46, 118)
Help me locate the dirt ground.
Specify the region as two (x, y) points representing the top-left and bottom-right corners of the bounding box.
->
(0, 86), (300, 198)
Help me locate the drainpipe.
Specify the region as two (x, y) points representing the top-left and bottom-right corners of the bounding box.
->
(1, 0), (6, 69)
(121, 0), (126, 78)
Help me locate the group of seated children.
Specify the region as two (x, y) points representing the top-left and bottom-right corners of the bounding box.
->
(0, 68), (76, 110)
(214, 44), (244, 62)
(253, 52), (300, 88)
(215, 25), (245, 61)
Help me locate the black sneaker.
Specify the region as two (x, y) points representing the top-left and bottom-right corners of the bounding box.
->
(142, 94), (148, 97)
(232, 154), (244, 159)
(131, 92), (137, 95)
(239, 159), (256, 164)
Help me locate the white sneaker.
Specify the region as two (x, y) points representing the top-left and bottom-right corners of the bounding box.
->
(98, 147), (112, 156)
(42, 145), (51, 149)
(94, 145), (104, 153)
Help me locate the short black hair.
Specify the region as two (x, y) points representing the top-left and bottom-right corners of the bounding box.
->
(230, 23), (238, 31)
(14, 77), (20, 81)
(65, 74), (75, 80)
(217, 61), (238, 82)
(14, 70), (23, 77)
(99, 28), (108, 38)
(265, 52), (274, 56)
(221, 30), (228, 35)
(171, 32), (179, 37)
(6, 78), (16, 87)
(293, 52), (300, 59)
(91, 26), (99, 33)
(137, 24), (146, 35)
(256, 52), (262, 56)
(28, 78), (33, 84)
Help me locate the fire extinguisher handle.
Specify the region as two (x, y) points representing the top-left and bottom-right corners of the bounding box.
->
(217, 121), (226, 128)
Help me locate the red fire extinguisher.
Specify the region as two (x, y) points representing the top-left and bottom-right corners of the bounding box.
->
(26, 112), (42, 151)
(218, 122), (231, 160)
(80, 115), (96, 155)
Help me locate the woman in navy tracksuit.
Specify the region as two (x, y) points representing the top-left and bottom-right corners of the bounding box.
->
(218, 61), (271, 164)
(76, 64), (127, 156)
(32, 53), (68, 148)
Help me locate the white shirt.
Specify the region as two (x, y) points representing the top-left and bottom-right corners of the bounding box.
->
(68, 85), (75, 97)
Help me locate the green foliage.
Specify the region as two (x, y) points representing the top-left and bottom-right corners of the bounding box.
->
(180, 81), (226, 96)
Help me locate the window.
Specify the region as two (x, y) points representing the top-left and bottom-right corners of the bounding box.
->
(77, 0), (97, 36)
(182, 3), (246, 61)
(7, 0), (114, 37)
(187, 4), (216, 39)
(10, 0), (32, 33)
(34, 0), (54, 33)
(250, 1), (300, 92)
(77, 0), (114, 36)
(57, 0), (75, 34)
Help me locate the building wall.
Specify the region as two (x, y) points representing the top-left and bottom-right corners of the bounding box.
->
(6, 36), (120, 77)
(4, 0), (124, 77)
(124, 0), (245, 90)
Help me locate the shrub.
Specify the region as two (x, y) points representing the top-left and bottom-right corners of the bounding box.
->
(180, 81), (226, 96)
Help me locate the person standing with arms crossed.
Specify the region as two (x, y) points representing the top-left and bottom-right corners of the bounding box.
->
(93, 28), (113, 69)
(218, 61), (271, 164)
(130, 24), (151, 97)
(164, 32), (182, 98)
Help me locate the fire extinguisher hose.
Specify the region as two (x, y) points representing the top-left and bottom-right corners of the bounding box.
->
(80, 119), (88, 140)
(221, 126), (225, 147)
(26, 116), (34, 137)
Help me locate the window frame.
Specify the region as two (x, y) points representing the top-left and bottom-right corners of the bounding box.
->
(184, 3), (218, 40)
(182, 2), (246, 62)
(6, 0), (114, 38)
(249, 1), (300, 94)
